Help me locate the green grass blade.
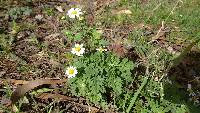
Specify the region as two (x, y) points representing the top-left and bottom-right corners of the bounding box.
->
(126, 76), (149, 113)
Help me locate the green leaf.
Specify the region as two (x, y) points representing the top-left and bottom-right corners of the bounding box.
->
(126, 76), (149, 113)
(74, 33), (82, 41)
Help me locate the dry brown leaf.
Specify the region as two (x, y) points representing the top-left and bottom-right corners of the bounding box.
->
(108, 38), (127, 57)
(10, 79), (29, 85)
(11, 79), (67, 104)
(1, 79), (29, 85)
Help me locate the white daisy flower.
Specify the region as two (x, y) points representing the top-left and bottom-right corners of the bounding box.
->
(96, 47), (107, 53)
(71, 44), (85, 56)
(65, 66), (78, 78)
(67, 8), (82, 19)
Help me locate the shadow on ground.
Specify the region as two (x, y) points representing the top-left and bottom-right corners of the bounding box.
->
(165, 50), (200, 113)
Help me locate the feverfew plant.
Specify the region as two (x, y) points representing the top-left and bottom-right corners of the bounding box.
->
(68, 52), (135, 108)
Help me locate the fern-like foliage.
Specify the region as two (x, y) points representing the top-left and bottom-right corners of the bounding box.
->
(68, 52), (135, 108)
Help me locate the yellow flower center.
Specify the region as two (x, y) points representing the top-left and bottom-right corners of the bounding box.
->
(97, 47), (105, 52)
(99, 48), (104, 52)
(75, 47), (81, 52)
(69, 69), (74, 74)
(71, 11), (77, 15)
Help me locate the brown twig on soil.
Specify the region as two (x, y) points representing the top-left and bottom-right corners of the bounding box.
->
(11, 79), (67, 104)
(151, 21), (165, 41)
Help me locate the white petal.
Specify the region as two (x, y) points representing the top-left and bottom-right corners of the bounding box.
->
(74, 69), (78, 74)
(79, 44), (83, 48)
(75, 8), (81, 12)
(71, 48), (76, 54)
(75, 9), (81, 13)
(75, 44), (80, 47)
(76, 52), (83, 56)
(67, 8), (74, 14)
(69, 14), (76, 18)
(69, 66), (75, 69)
(65, 70), (69, 75)
(68, 74), (75, 78)
(79, 48), (85, 54)
(78, 12), (83, 15)
(70, 8), (75, 12)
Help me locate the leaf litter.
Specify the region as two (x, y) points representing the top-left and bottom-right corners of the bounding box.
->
(0, 0), (200, 112)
